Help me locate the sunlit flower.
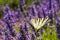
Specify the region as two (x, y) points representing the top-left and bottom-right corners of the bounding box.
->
(30, 18), (50, 30)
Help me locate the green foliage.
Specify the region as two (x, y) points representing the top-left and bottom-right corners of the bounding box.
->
(9, 0), (19, 9)
(40, 23), (59, 40)
(0, 10), (4, 19)
(26, 0), (35, 6)
(0, 0), (12, 6)
(0, 0), (35, 6)
(13, 23), (19, 33)
(0, 0), (19, 6)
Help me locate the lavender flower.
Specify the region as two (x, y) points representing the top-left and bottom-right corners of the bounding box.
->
(20, 0), (25, 5)
(0, 0), (59, 40)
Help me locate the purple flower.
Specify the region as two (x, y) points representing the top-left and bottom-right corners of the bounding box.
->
(0, 0), (59, 40)
(20, 0), (25, 5)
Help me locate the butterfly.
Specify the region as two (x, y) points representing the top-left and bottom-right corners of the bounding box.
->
(30, 18), (50, 30)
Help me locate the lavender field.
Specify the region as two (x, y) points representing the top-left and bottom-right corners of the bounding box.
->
(0, 0), (60, 40)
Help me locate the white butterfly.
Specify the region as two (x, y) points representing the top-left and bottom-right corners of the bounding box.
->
(30, 18), (50, 30)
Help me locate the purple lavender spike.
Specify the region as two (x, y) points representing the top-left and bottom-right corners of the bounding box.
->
(17, 6), (20, 11)
(5, 4), (10, 12)
(6, 29), (11, 35)
(15, 33), (20, 40)
(3, 14), (8, 21)
(46, 1), (50, 8)
(58, 17), (60, 21)
(11, 29), (17, 35)
(43, 6), (47, 11)
(9, 23), (15, 27)
(37, 5), (44, 18)
(11, 10), (15, 16)
(15, 11), (18, 16)
(3, 11), (7, 15)
(0, 20), (6, 27)
(26, 31), (31, 40)
(51, 8), (55, 14)
(54, 2), (59, 11)
(57, 34), (60, 39)
(28, 7), (33, 16)
(29, 4), (36, 16)
(45, 11), (49, 18)
(8, 10), (12, 16)
(27, 17), (32, 22)
(32, 4), (38, 18)
(55, 20), (59, 25)
(20, 0), (25, 5)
